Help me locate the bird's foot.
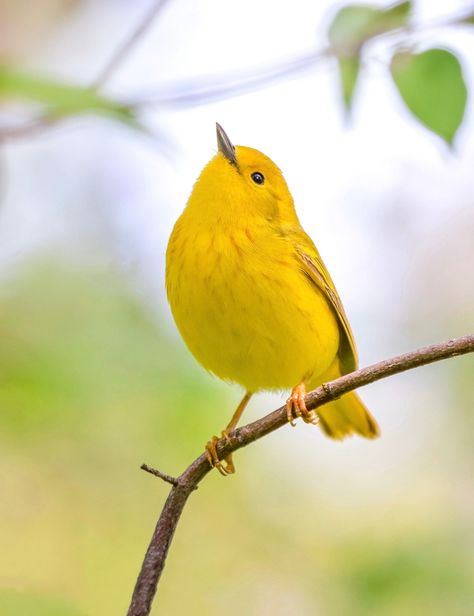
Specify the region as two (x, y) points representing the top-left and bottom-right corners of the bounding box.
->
(205, 432), (235, 476)
(286, 383), (319, 426)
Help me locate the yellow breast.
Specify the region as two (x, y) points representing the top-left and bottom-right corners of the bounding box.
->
(166, 212), (339, 392)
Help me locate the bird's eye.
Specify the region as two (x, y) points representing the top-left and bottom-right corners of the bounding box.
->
(251, 172), (265, 185)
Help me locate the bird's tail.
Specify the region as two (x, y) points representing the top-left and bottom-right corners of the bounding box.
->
(312, 361), (380, 440)
(317, 391), (379, 439)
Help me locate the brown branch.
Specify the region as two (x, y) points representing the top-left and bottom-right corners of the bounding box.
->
(140, 464), (179, 487)
(126, 334), (474, 616)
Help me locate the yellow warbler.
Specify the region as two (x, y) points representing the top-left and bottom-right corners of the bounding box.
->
(166, 124), (379, 475)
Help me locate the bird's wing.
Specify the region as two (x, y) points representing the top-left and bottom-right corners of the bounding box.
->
(287, 227), (358, 374)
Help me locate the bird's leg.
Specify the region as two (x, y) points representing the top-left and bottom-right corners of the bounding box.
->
(286, 382), (319, 426)
(206, 392), (252, 476)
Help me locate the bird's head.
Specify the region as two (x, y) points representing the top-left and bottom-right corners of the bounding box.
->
(186, 123), (298, 227)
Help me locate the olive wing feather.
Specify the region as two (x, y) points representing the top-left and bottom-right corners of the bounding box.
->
(288, 229), (358, 374)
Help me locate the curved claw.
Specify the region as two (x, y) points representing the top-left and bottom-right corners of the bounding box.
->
(286, 383), (320, 426)
(205, 435), (235, 476)
(286, 400), (299, 427)
(205, 392), (251, 476)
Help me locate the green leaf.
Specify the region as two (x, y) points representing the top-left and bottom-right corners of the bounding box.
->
(380, 1), (412, 31)
(329, 6), (380, 57)
(329, 2), (411, 57)
(0, 68), (141, 129)
(0, 589), (84, 616)
(451, 9), (474, 25)
(338, 56), (361, 112)
(328, 1), (411, 112)
(390, 48), (468, 145)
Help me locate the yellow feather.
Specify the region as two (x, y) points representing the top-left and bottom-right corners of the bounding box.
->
(166, 129), (379, 440)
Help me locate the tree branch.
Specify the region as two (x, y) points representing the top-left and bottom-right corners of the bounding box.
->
(126, 334), (474, 616)
(3, 7), (473, 142)
(140, 463), (179, 487)
(92, 0), (172, 88)
(0, 0), (172, 143)
(127, 48), (329, 109)
(123, 7), (474, 109)
(0, 117), (58, 143)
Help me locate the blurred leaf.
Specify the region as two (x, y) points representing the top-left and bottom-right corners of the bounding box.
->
(0, 68), (141, 129)
(329, 1), (411, 112)
(329, 2), (411, 55)
(381, 0), (412, 30)
(456, 10), (474, 25)
(329, 5), (379, 55)
(390, 48), (467, 145)
(0, 262), (226, 455)
(339, 534), (474, 614)
(0, 589), (84, 616)
(338, 56), (361, 111)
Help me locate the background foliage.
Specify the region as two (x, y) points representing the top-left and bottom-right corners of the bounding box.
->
(1, 1), (473, 614)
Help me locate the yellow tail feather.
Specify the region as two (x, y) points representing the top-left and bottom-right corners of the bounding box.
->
(317, 390), (379, 440)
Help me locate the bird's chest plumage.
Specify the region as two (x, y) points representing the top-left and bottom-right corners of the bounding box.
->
(166, 217), (339, 392)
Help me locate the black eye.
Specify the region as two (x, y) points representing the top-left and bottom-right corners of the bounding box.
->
(251, 172), (265, 185)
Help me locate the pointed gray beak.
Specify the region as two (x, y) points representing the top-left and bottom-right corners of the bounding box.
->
(216, 122), (237, 165)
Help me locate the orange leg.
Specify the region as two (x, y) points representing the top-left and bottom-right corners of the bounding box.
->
(286, 382), (319, 426)
(206, 392), (252, 476)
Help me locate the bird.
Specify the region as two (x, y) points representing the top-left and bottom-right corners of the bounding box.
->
(166, 123), (379, 475)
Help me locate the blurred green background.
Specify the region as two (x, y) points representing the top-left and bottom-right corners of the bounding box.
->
(1, 1), (474, 614)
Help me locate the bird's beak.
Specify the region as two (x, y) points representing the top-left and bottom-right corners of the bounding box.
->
(216, 122), (237, 165)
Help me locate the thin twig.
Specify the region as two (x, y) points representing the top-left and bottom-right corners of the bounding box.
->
(126, 334), (474, 616)
(2, 7), (473, 142)
(0, 118), (58, 143)
(126, 6), (474, 109)
(141, 464), (179, 486)
(127, 48), (330, 109)
(0, 0), (172, 143)
(92, 0), (172, 88)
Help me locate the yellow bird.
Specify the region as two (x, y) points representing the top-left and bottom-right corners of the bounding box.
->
(166, 124), (379, 475)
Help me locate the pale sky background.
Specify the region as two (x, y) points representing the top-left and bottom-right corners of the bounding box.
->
(1, 0), (474, 487)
